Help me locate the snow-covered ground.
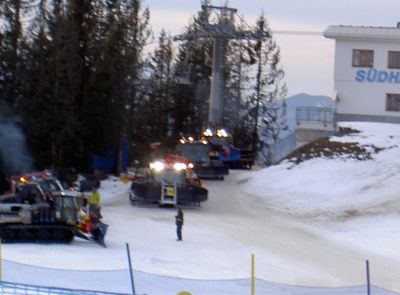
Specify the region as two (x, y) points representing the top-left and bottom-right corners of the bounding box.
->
(3, 122), (400, 294)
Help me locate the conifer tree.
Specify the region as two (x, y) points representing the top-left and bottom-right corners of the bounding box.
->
(81, 0), (151, 168)
(239, 14), (288, 164)
(117, 0), (151, 167)
(44, 0), (91, 167)
(20, 0), (55, 167)
(146, 30), (174, 144)
(255, 15), (287, 164)
(223, 37), (254, 149)
(172, 2), (214, 136)
(0, 0), (29, 108)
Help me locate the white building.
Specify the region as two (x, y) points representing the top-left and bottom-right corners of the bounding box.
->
(324, 24), (400, 123)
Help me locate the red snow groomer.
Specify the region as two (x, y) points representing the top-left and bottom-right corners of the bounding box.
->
(129, 154), (208, 207)
(7, 170), (63, 195)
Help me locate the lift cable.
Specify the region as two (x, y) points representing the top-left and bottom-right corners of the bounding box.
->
(273, 30), (322, 36)
(234, 11), (322, 37)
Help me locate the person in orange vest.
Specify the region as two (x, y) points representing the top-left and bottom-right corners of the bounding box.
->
(80, 208), (94, 233)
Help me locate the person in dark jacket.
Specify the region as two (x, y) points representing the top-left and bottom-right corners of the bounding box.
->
(175, 207), (184, 241)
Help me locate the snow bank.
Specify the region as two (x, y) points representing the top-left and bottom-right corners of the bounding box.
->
(241, 122), (400, 220)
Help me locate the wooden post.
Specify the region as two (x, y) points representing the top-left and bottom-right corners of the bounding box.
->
(366, 260), (370, 295)
(251, 254), (255, 295)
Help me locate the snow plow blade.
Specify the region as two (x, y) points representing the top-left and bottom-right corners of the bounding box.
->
(195, 166), (228, 180)
(176, 183), (208, 206)
(73, 221), (108, 247)
(194, 159), (229, 180)
(130, 181), (208, 207)
(129, 181), (162, 204)
(93, 221), (108, 247)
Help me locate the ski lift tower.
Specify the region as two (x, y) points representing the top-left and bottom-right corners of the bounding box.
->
(174, 4), (268, 129)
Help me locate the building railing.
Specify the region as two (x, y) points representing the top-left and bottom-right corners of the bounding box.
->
(296, 106), (335, 126)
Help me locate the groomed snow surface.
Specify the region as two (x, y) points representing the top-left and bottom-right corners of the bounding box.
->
(3, 122), (400, 295)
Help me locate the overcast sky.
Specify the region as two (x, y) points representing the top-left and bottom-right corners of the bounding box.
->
(143, 0), (400, 97)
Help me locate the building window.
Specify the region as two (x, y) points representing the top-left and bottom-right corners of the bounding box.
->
(386, 93), (400, 111)
(352, 49), (374, 67)
(388, 51), (400, 69)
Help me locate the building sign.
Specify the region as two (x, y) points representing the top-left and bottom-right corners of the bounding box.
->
(355, 69), (400, 83)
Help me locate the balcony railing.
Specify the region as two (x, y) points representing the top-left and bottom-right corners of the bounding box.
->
(296, 107), (335, 126)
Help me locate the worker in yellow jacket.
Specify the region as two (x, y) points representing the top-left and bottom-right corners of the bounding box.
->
(87, 186), (101, 218)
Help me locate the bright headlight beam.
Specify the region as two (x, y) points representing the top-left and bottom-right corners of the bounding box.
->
(173, 162), (187, 171)
(203, 128), (213, 137)
(217, 128), (228, 137)
(150, 161), (165, 172)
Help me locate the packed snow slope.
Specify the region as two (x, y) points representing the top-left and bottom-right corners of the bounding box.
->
(246, 122), (400, 220)
(3, 121), (400, 292)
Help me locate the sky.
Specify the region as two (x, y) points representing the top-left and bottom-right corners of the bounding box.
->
(3, 122), (400, 294)
(142, 0), (400, 97)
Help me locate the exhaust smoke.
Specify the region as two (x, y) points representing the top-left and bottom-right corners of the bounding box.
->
(0, 103), (34, 176)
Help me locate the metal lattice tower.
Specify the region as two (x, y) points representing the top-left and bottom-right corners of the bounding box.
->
(174, 4), (269, 128)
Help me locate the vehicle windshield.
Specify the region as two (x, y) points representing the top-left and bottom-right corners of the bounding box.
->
(153, 170), (183, 184)
(39, 179), (63, 193)
(179, 143), (209, 162)
(207, 136), (231, 146)
(54, 195), (78, 223)
(16, 184), (44, 204)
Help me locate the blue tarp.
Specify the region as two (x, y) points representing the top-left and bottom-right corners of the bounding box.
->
(218, 146), (241, 162)
(89, 139), (129, 170)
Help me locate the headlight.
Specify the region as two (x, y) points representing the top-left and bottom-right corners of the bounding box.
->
(150, 161), (165, 172)
(203, 128), (213, 137)
(173, 162), (187, 171)
(217, 128), (228, 137)
(188, 163), (194, 169)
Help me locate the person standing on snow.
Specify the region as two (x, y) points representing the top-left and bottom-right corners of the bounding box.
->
(87, 186), (101, 218)
(175, 207), (184, 241)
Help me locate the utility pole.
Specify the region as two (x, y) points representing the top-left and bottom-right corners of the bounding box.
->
(174, 4), (268, 131)
(209, 36), (224, 126)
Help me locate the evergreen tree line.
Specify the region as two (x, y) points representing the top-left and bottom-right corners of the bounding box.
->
(0, 0), (287, 172)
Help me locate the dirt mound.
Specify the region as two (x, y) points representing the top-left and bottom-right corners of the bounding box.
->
(284, 136), (384, 165)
